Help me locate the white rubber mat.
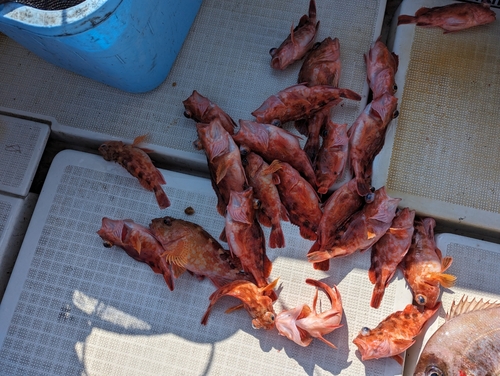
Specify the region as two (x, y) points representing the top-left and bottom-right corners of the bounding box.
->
(0, 150), (411, 376)
(0, 0), (385, 172)
(373, 0), (500, 237)
(0, 108), (50, 197)
(403, 233), (500, 376)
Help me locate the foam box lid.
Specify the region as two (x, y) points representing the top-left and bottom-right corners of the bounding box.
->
(0, 149), (411, 376)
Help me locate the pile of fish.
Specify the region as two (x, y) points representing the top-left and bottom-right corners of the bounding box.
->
(95, 0), (499, 371)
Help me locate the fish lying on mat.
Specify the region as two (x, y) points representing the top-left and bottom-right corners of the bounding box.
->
(275, 279), (343, 349)
(414, 295), (500, 376)
(98, 135), (170, 209)
(298, 36), (341, 88)
(397, 2), (496, 33)
(365, 37), (398, 100)
(269, 0), (319, 70)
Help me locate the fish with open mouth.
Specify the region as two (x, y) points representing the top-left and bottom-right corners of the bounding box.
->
(98, 135), (170, 209)
(97, 217), (174, 291)
(269, 0), (319, 70)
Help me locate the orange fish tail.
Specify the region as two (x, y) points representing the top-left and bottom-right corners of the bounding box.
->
(370, 284), (385, 309)
(308, 241), (330, 270)
(397, 15), (417, 25)
(307, 250), (331, 263)
(154, 186), (171, 209)
(269, 224), (285, 249)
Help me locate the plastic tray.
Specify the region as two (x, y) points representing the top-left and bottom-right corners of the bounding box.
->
(403, 233), (500, 376)
(373, 0), (500, 238)
(0, 150), (411, 376)
(0, 0), (386, 172)
(0, 108), (50, 197)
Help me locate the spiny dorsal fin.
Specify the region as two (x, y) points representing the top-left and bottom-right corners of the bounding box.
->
(446, 295), (500, 321)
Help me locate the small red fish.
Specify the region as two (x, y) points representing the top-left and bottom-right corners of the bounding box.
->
(97, 217), (174, 291)
(224, 188), (273, 290)
(348, 93), (398, 196)
(397, 2), (496, 33)
(149, 216), (253, 288)
(98, 135), (170, 209)
(353, 302), (440, 365)
(308, 178), (364, 271)
(201, 279), (279, 330)
(368, 207), (415, 309)
(275, 279), (343, 348)
(242, 152), (289, 248)
(270, 0), (319, 70)
(182, 90), (237, 139)
(365, 37), (398, 100)
(307, 186), (400, 263)
(197, 119), (247, 216)
(251, 84), (361, 126)
(400, 217), (457, 308)
(233, 119), (317, 188)
(270, 160), (322, 241)
(315, 121), (348, 194)
(298, 36), (341, 87)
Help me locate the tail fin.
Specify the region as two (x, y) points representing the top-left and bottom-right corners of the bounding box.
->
(307, 249), (331, 263)
(269, 224), (285, 248)
(308, 241), (330, 271)
(397, 15), (417, 26)
(154, 186), (171, 209)
(370, 283), (385, 309)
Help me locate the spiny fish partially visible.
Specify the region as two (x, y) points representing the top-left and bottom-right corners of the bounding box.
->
(270, 0), (319, 70)
(271, 160), (322, 241)
(353, 302), (440, 365)
(233, 119), (317, 188)
(307, 186), (400, 263)
(242, 152), (289, 248)
(98, 135), (170, 209)
(97, 217), (174, 291)
(397, 2), (496, 33)
(368, 207), (415, 309)
(414, 295), (500, 376)
(224, 188), (273, 291)
(307, 178), (364, 271)
(275, 279), (343, 348)
(201, 279), (279, 330)
(298, 36), (341, 87)
(365, 37), (398, 100)
(348, 93), (398, 196)
(182, 91), (237, 148)
(400, 217), (456, 308)
(197, 119), (247, 216)
(251, 84), (361, 126)
(149, 216), (253, 288)
(315, 120), (348, 194)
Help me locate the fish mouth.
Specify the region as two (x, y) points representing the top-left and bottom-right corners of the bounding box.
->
(352, 337), (369, 355)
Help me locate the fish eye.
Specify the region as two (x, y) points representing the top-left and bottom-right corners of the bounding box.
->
(270, 314), (275, 322)
(416, 294), (427, 305)
(365, 192), (375, 203)
(393, 110), (399, 119)
(425, 366), (443, 376)
(393, 84), (398, 93)
(312, 41), (321, 50)
(360, 327), (371, 336)
(102, 241), (113, 248)
(163, 217), (172, 226)
(183, 110), (192, 119)
(269, 48), (277, 57)
(271, 119), (282, 127)
(253, 199), (261, 210)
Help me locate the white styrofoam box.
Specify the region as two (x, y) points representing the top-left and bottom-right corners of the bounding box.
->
(0, 108), (50, 197)
(0, 149), (412, 376)
(373, 0), (500, 237)
(403, 233), (500, 376)
(0, 0), (386, 173)
(0, 192), (37, 303)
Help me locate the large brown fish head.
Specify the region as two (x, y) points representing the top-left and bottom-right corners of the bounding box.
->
(413, 353), (449, 376)
(97, 217), (129, 248)
(366, 186), (401, 223)
(352, 326), (394, 362)
(98, 141), (123, 161)
(182, 90), (208, 121)
(370, 93), (399, 125)
(412, 279), (441, 308)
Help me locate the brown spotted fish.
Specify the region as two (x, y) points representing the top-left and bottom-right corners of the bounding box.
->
(197, 118), (247, 216)
(251, 83), (361, 126)
(368, 207), (415, 309)
(307, 186), (400, 263)
(270, 0), (319, 70)
(99, 135), (170, 209)
(398, 2), (496, 33)
(400, 217), (456, 308)
(365, 37), (398, 100)
(97, 217), (174, 291)
(298, 36), (341, 87)
(149, 216), (253, 288)
(201, 279), (279, 330)
(353, 302), (440, 365)
(414, 295), (500, 376)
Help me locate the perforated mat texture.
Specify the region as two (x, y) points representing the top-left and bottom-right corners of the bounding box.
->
(0, 150), (411, 376)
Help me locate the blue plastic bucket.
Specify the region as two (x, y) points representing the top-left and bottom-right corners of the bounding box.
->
(0, 0), (203, 92)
